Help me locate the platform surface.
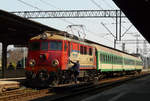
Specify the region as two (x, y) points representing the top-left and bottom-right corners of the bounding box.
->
(0, 77), (23, 92)
(83, 75), (150, 101)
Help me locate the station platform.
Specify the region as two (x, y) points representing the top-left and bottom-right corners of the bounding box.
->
(83, 74), (150, 101)
(0, 69), (25, 78)
(0, 77), (25, 93)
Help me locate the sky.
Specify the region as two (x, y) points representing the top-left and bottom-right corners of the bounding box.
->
(0, 0), (149, 55)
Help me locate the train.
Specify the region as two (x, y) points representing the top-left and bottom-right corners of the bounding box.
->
(25, 31), (143, 87)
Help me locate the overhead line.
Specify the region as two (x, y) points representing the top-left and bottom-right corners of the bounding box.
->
(17, 0), (41, 10)
(39, 0), (112, 41)
(16, 0), (117, 43)
(90, 0), (103, 10)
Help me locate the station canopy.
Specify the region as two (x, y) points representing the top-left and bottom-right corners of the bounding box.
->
(0, 9), (60, 46)
(113, 0), (150, 42)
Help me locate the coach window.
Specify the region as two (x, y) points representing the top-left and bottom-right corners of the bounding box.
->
(110, 55), (111, 63)
(41, 41), (48, 50)
(117, 57), (119, 64)
(50, 41), (62, 50)
(112, 56), (114, 63)
(111, 56), (113, 63)
(119, 57), (121, 64)
(110, 55), (112, 63)
(102, 54), (104, 63)
(107, 55), (109, 63)
(113, 56), (115, 64)
(115, 56), (117, 64)
(105, 54), (107, 63)
(100, 54), (103, 62)
(109, 55), (111, 63)
(119, 57), (120, 64)
(100, 54), (102, 62)
(103, 54), (105, 63)
(117, 57), (118, 64)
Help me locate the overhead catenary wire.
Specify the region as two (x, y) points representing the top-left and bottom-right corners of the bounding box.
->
(89, 0), (116, 39)
(39, 0), (74, 25)
(17, 0), (114, 43)
(39, 0), (59, 9)
(39, 0), (114, 43)
(101, 0), (130, 31)
(17, 0), (74, 24)
(90, 0), (103, 10)
(17, 0), (41, 10)
(90, 0), (136, 48)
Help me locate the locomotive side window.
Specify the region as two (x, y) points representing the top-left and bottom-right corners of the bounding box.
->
(41, 41), (48, 50)
(84, 47), (87, 54)
(50, 41), (62, 50)
(89, 48), (92, 55)
(80, 46), (84, 54)
(29, 42), (40, 51)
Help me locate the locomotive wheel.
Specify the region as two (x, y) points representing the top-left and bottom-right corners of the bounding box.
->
(83, 76), (90, 82)
(52, 80), (59, 86)
(37, 70), (49, 81)
(51, 76), (59, 86)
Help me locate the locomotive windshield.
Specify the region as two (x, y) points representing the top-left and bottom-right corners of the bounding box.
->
(29, 41), (62, 51)
(50, 41), (62, 50)
(41, 41), (48, 50)
(29, 41), (40, 51)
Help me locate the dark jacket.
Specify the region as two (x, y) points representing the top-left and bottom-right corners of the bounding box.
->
(70, 61), (80, 72)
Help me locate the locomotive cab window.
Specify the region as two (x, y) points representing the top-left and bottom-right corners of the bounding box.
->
(41, 41), (48, 50)
(50, 41), (62, 51)
(29, 41), (40, 51)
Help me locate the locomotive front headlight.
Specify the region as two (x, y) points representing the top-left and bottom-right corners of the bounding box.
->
(29, 59), (36, 67)
(51, 59), (59, 67)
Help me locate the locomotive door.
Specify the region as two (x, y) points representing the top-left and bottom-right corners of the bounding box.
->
(62, 40), (69, 70)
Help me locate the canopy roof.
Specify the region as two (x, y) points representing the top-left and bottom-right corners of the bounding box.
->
(113, 0), (150, 42)
(0, 9), (59, 45)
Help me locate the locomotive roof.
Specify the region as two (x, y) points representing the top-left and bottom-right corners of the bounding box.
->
(30, 31), (141, 59)
(30, 32), (93, 46)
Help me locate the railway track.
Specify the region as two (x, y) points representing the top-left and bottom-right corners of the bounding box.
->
(41, 71), (150, 101)
(0, 71), (149, 101)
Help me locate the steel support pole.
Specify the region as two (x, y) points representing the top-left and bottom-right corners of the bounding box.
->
(119, 10), (122, 41)
(114, 39), (116, 49)
(2, 43), (8, 78)
(115, 10), (118, 48)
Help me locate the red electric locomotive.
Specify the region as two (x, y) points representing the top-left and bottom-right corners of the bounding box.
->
(25, 31), (97, 86)
(25, 31), (143, 87)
